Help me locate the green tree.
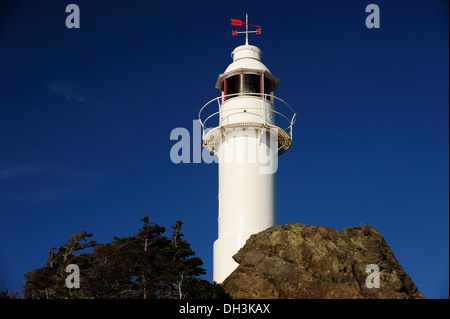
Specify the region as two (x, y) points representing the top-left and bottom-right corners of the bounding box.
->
(0, 287), (20, 299)
(182, 278), (230, 299)
(168, 220), (206, 299)
(22, 217), (228, 299)
(22, 231), (97, 299)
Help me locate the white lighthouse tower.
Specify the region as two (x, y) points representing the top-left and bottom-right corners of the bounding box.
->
(199, 16), (297, 283)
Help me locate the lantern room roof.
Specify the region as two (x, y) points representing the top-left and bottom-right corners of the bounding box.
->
(215, 45), (279, 90)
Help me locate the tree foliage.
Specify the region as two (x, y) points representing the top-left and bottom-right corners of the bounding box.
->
(21, 217), (229, 299)
(0, 287), (20, 299)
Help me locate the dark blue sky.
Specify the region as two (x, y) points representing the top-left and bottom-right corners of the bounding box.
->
(0, 0), (448, 298)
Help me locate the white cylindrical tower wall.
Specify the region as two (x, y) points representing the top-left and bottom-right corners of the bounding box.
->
(213, 126), (277, 283)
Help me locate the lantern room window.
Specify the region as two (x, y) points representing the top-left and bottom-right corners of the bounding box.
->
(242, 74), (261, 94)
(225, 74), (241, 97)
(222, 73), (275, 102)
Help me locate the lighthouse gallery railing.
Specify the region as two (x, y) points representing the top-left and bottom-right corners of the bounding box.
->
(198, 93), (297, 141)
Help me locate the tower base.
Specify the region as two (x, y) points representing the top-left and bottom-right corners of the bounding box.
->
(213, 232), (253, 283)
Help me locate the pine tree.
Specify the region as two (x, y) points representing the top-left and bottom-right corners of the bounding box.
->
(21, 217), (229, 299)
(22, 231), (97, 299)
(0, 287), (20, 299)
(168, 220), (206, 299)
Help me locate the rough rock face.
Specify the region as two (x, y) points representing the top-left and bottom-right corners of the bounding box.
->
(222, 224), (425, 299)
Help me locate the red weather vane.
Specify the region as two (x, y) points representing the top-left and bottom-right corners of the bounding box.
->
(230, 14), (261, 45)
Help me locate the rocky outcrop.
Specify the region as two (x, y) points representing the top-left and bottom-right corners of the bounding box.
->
(222, 224), (425, 299)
